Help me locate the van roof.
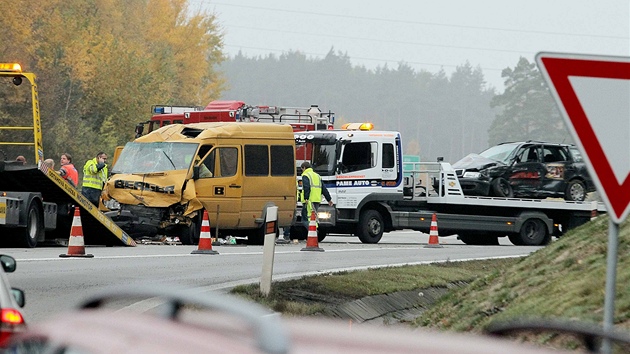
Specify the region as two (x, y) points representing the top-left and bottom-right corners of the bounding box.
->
(136, 122), (295, 142)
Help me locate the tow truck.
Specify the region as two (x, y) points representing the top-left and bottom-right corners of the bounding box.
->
(0, 63), (135, 247)
(293, 123), (604, 245)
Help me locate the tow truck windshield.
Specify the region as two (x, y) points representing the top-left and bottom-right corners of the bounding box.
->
(112, 142), (198, 174)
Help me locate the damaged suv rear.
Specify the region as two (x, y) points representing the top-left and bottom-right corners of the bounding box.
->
(452, 141), (595, 201)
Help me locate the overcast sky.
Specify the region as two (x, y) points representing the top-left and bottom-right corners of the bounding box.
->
(190, 0), (629, 90)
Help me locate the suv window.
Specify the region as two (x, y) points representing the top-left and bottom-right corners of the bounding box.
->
(541, 146), (568, 163)
(569, 147), (584, 162)
(515, 146), (540, 163)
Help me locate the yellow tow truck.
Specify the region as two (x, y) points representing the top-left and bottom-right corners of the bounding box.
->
(0, 63), (135, 247)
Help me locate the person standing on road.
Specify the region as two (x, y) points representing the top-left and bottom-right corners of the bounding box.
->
(81, 152), (108, 206)
(59, 153), (79, 188)
(300, 161), (333, 229)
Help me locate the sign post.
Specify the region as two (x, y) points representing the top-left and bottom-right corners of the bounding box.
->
(536, 52), (630, 353)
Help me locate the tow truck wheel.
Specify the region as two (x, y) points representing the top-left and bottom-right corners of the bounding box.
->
(317, 229), (327, 242)
(357, 210), (384, 244)
(518, 218), (550, 246)
(508, 233), (524, 245)
(18, 202), (43, 248)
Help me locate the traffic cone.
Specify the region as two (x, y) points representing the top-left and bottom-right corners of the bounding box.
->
(301, 209), (324, 252)
(425, 213), (443, 248)
(60, 207), (94, 258)
(192, 210), (218, 255)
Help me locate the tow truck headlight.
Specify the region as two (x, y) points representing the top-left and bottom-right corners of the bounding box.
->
(103, 198), (120, 210)
(318, 211), (332, 220)
(462, 171), (481, 178)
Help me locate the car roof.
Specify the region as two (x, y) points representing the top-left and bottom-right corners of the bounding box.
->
(10, 310), (575, 354)
(497, 141), (574, 148)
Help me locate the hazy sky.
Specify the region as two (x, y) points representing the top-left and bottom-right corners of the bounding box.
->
(190, 0), (629, 90)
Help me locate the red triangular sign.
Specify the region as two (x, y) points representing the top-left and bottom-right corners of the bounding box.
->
(536, 52), (630, 223)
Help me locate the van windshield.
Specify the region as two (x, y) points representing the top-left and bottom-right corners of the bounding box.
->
(112, 142), (199, 174)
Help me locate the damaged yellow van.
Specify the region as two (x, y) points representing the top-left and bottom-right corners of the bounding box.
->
(104, 122), (296, 245)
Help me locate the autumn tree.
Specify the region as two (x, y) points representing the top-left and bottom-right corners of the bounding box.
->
(0, 0), (224, 168)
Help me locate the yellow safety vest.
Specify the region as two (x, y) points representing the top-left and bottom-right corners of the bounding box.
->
(301, 168), (322, 203)
(82, 158), (108, 190)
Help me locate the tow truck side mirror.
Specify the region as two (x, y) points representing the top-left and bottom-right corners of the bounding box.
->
(193, 166), (200, 180)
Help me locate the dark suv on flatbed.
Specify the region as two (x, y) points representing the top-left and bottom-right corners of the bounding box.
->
(452, 141), (595, 201)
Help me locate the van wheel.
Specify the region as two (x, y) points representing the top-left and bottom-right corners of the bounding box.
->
(177, 224), (194, 245)
(357, 210), (383, 244)
(17, 201), (43, 248)
(518, 219), (550, 246)
(564, 180), (586, 201)
(491, 178), (513, 198)
(178, 215), (201, 245)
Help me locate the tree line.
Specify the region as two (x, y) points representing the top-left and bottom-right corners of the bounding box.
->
(0, 0), (570, 175)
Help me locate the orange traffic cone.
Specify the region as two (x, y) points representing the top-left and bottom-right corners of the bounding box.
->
(301, 209), (324, 252)
(192, 210), (218, 255)
(425, 213), (443, 248)
(60, 207), (94, 258)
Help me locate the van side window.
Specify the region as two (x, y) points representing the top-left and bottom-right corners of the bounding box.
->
(219, 148), (238, 177)
(271, 145), (294, 176)
(245, 145), (269, 176)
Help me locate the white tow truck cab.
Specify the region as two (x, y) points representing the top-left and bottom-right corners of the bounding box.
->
(293, 123), (604, 245)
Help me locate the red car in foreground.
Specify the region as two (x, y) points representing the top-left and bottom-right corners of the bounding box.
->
(5, 284), (628, 353)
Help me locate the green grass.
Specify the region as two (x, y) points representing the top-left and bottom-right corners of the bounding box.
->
(231, 214), (630, 350)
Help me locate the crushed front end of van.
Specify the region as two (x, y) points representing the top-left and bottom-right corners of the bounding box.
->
(104, 123), (297, 245)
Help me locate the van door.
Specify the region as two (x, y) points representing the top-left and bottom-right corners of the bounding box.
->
(194, 146), (242, 228)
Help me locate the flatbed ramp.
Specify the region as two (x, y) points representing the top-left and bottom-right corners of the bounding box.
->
(0, 161), (135, 246)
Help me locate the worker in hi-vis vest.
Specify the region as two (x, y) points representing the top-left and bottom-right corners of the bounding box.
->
(300, 161), (333, 229)
(81, 151), (108, 206)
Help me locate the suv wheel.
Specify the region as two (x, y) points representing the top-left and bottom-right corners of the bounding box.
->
(564, 180), (586, 201)
(491, 178), (514, 198)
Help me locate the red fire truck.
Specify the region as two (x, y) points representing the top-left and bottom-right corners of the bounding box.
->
(135, 100), (335, 138)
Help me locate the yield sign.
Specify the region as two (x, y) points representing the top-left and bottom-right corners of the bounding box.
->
(536, 52), (630, 223)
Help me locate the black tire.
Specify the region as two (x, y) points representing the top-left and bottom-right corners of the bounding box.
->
(317, 229), (327, 242)
(289, 225), (306, 241)
(458, 233), (499, 245)
(508, 233), (524, 245)
(564, 180), (586, 201)
(177, 224), (194, 245)
(247, 223), (266, 245)
(491, 178), (514, 198)
(18, 201), (43, 248)
(178, 214), (201, 245)
(518, 219), (550, 246)
(357, 210), (384, 244)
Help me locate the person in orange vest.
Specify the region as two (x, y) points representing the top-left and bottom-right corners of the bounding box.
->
(59, 153), (79, 188)
(300, 161), (333, 229)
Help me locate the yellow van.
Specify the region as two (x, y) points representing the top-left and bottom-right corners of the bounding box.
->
(104, 122), (296, 245)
